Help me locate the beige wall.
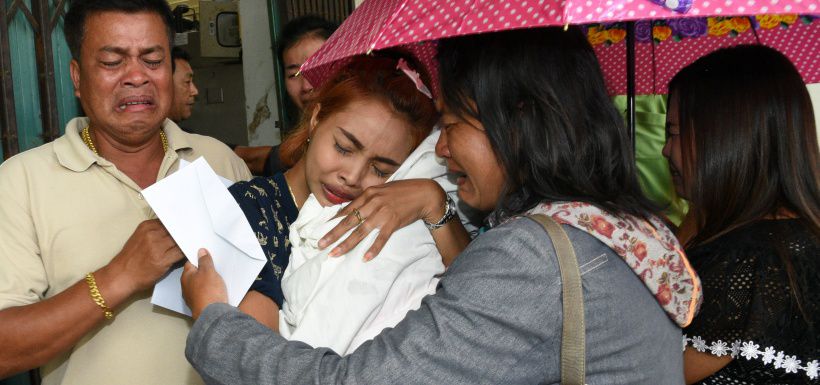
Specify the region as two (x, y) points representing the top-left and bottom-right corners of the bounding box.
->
(809, 83), (820, 147)
(240, 0), (281, 146)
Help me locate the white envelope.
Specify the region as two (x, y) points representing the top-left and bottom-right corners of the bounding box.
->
(144, 157), (266, 316)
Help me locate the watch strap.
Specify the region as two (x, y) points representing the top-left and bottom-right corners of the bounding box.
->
(425, 194), (457, 230)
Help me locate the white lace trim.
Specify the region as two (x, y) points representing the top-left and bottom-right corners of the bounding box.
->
(683, 335), (819, 380)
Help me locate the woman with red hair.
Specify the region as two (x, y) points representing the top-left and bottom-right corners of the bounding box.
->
(227, 53), (469, 331)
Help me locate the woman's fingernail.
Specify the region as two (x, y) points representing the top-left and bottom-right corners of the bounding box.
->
(328, 248), (340, 257)
(318, 239), (328, 248)
(198, 248), (208, 257)
(363, 252), (373, 262)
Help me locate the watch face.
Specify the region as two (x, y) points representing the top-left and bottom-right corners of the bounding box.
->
(439, 196), (457, 225)
(445, 196), (457, 220)
(425, 195), (456, 230)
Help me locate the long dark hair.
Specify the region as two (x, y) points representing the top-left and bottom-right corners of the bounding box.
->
(437, 27), (657, 221)
(669, 45), (820, 247)
(277, 15), (338, 63)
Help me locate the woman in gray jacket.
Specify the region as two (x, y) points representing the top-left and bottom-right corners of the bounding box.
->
(181, 26), (701, 385)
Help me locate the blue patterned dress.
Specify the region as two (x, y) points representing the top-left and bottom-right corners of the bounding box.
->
(229, 173), (298, 307)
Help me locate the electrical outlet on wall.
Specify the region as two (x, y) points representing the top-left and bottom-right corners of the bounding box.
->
(199, 0), (241, 58)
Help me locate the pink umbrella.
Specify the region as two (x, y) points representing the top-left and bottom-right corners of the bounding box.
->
(300, 0), (818, 135)
(301, 0), (816, 90)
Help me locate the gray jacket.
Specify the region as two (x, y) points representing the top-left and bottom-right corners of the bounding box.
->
(186, 218), (685, 384)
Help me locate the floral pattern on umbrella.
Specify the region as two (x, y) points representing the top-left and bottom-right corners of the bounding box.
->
(586, 14), (814, 44)
(586, 15), (819, 95)
(301, 0), (819, 96)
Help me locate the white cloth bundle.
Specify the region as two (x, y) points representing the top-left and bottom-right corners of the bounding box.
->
(279, 130), (455, 354)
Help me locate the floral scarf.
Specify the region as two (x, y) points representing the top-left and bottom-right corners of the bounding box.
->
(525, 201), (702, 327)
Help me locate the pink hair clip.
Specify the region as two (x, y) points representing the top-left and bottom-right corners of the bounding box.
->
(397, 58), (432, 99)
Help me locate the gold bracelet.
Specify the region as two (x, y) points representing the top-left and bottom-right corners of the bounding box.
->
(85, 273), (114, 320)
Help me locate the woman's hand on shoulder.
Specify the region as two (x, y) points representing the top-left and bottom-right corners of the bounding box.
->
(319, 179), (447, 261)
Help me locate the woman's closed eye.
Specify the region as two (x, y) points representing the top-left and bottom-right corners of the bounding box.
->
(665, 122), (679, 137)
(372, 164), (389, 178)
(440, 121), (458, 132)
(334, 142), (352, 155)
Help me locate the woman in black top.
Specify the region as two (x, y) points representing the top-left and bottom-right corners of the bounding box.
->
(663, 45), (820, 384)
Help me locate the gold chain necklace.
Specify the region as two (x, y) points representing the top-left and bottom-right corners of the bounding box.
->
(284, 177), (300, 209)
(81, 126), (168, 156)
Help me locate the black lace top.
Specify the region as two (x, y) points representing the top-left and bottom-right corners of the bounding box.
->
(683, 219), (820, 384)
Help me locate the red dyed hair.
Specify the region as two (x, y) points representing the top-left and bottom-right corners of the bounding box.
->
(279, 52), (438, 167)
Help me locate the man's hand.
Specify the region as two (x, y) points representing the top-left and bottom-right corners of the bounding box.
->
(107, 219), (184, 293)
(182, 249), (228, 320)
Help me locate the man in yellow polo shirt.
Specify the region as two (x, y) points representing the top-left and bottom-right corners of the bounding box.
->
(0, 0), (251, 384)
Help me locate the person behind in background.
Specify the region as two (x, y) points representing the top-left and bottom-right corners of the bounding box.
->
(181, 27), (700, 385)
(224, 52), (469, 331)
(0, 0), (250, 383)
(168, 46), (199, 125)
(234, 15), (337, 176)
(666, 45), (820, 384)
(279, 15), (337, 112)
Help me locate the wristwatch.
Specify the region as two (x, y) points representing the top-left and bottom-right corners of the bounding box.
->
(424, 194), (458, 231)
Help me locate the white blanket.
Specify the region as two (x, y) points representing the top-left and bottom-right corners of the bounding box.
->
(279, 131), (454, 354)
